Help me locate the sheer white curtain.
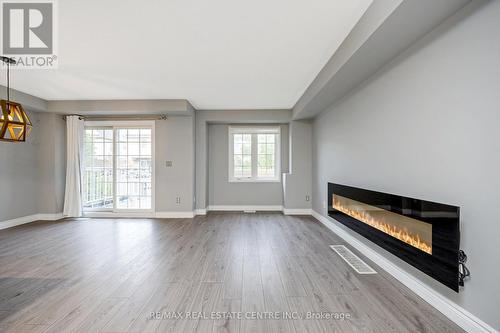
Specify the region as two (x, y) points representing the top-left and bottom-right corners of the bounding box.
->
(63, 116), (85, 217)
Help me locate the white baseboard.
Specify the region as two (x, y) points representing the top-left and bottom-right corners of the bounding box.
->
(202, 206), (313, 215)
(38, 213), (64, 220)
(83, 211), (195, 218)
(155, 211), (194, 218)
(194, 209), (207, 215)
(207, 205), (283, 212)
(0, 214), (40, 230)
(283, 208), (312, 215)
(311, 210), (498, 333)
(83, 211), (156, 218)
(0, 213), (64, 230)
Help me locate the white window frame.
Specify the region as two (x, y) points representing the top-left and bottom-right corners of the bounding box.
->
(228, 126), (281, 183)
(83, 120), (156, 213)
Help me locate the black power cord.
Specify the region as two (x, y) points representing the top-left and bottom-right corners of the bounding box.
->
(458, 250), (470, 287)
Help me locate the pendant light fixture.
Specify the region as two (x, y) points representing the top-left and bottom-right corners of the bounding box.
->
(0, 56), (32, 142)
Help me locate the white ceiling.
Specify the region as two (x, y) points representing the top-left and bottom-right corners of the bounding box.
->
(2, 0), (372, 109)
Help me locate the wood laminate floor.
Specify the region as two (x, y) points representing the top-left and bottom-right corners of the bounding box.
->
(0, 212), (463, 332)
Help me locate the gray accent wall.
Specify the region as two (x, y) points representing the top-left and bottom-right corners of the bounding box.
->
(207, 124), (288, 206)
(311, 1), (500, 329)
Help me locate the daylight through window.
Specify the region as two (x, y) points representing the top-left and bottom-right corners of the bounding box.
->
(228, 126), (280, 182)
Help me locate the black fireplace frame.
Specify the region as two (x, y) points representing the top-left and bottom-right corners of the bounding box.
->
(328, 183), (460, 292)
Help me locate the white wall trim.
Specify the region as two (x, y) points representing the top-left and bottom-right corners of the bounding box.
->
(83, 211), (195, 218)
(155, 211), (195, 218)
(194, 209), (207, 215)
(311, 210), (498, 333)
(0, 213), (64, 231)
(0, 214), (41, 230)
(283, 208), (312, 215)
(83, 211), (156, 218)
(204, 206), (312, 215)
(38, 213), (65, 221)
(207, 205), (283, 212)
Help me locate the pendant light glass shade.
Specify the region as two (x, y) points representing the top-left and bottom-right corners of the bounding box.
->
(0, 100), (32, 142)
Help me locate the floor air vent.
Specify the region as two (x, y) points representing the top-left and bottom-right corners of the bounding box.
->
(330, 245), (377, 274)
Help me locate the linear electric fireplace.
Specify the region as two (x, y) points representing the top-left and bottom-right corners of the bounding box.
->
(328, 183), (461, 292)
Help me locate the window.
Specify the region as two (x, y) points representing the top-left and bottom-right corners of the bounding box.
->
(228, 126), (281, 182)
(83, 121), (154, 212)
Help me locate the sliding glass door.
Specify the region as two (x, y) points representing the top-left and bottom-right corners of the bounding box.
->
(83, 128), (114, 209)
(115, 128), (152, 210)
(83, 122), (154, 212)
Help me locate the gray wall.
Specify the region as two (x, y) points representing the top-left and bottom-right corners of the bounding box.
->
(0, 111), (66, 221)
(283, 120), (312, 210)
(155, 116), (195, 212)
(37, 113), (66, 214)
(207, 123), (288, 206)
(0, 88), (55, 222)
(47, 99), (193, 116)
(0, 111), (40, 221)
(312, 1), (500, 329)
(0, 85), (48, 112)
(1, 113), (197, 220)
(195, 109), (292, 210)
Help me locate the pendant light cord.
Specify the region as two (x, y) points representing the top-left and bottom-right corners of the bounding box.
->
(1, 56), (13, 103)
(6, 60), (9, 103)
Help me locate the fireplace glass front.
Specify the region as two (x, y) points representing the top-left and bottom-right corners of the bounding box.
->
(328, 183), (460, 292)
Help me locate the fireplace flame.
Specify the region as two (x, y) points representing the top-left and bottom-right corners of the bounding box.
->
(333, 197), (432, 254)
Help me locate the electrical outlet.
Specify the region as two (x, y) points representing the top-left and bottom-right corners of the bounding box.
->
(166, 161), (173, 167)
(305, 195), (310, 202)
(176, 197), (181, 204)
